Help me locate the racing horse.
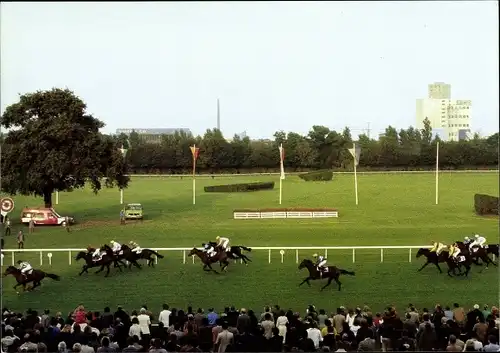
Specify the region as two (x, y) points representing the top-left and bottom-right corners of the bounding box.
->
(208, 241), (252, 265)
(445, 251), (473, 277)
(188, 248), (230, 274)
(3, 266), (60, 293)
(455, 242), (497, 268)
(486, 244), (499, 257)
(298, 259), (355, 291)
(102, 245), (142, 270)
(416, 248), (452, 273)
(120, 244), (164, 267)
(75, 250), (120, 277)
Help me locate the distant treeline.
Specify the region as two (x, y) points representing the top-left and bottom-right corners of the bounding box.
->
(117, 119), (498, 174)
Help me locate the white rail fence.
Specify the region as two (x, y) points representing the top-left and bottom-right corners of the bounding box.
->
(0, 246), (437, 266)
(128, 170), (498, 178)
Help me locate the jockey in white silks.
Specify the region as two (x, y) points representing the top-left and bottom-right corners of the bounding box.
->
(110, 240), (122, 254)
(312, 254), (327, 276)
(88, 246), (101, 260)
(17, 260), (33, 279)
(203, 243), (216, 257)
(215, 236), (230, 251)
(469, 234), (486, 250)
(129, 241), (142, 254)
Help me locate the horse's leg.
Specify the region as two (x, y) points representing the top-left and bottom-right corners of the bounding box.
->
(105, 264), (111, 277)
(208, 263), (219, 274)
(222, 260), (229, 272)
(320, 277), (333, 291)
(334, 277), (342, 291)
(435, 263), (443, 273)
(95, 264), (104, 274)
(132, 260), (141, 269)
(417, 261), (430, 272)
(79, 265), (88, 276)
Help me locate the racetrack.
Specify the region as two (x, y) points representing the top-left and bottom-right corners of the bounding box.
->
(1, 172), (498, 313)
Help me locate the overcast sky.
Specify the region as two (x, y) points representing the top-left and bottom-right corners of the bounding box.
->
(1, 1), (498, 139)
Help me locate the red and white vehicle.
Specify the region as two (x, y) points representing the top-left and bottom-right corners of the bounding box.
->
(20, 207), (75, 226)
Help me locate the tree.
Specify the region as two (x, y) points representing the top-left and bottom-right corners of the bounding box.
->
(0, 88), (129, 207)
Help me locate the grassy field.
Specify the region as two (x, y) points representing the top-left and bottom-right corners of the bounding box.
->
(1, 172), (498, 315)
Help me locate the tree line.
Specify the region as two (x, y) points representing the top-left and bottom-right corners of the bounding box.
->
(0, 88), (497, 206)
(121, 120), (498, 174)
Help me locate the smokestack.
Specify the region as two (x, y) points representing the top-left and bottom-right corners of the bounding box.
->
(217, 98), (220, 131)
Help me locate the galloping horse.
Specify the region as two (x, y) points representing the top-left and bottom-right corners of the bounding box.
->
(455, 242), (496, 268)
(102, 245), (142, 270)
(3, 266), (60, 293)
(188, 248), (230, 274)
(208, 241), (252, 265)
(75, 250), (118, 277)
(416, 248), (451, 273)
(298, 259), (355, 291)
(120, 244), (164, 267)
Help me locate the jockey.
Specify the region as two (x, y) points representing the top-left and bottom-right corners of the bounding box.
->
(129, 241), (142, 254)
(312, 254), (327, 274)
(88, 246), (101, 260)
(430, 241), (447, 255)
(469, 234), (486, 250)
(110, 240), (122, 254)
(202, 243), (216, 257)
(215, 236), (230, 251)
(464, 236), (472, 247)
(17, 260), (33, 279)
(449, 243), (461, 262)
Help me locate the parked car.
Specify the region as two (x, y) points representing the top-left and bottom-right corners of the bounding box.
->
(124, 203), (143, 220)
(20, 207), (75, 226)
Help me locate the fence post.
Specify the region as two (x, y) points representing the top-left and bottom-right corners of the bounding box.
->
(352, 249), (356, 263)
(324, 249), (328, 258)
(40, 251), (43, 265)
(182, 250), (186, 264)
(380, 248), (384, 263)
(68, 251), (72, 265)
(295, 249), (299, 264)
(408, 249), (412, 263)
(11, 251), (15, 265)
(268, 249), (271, 264)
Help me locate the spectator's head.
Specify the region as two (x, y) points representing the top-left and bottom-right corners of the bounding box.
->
(422, 314), (430, 321)
(264, 313), (271, 321)
(406, 313), (411, 320)
(445, 306), (450, 311)
(57, 341), (67, 352)
(72, 343), (81, 353)
(131, 317), (139, 325)
(221, 321), (229, 330)
(454, 303), (460, 308)
(488, 335), (497, 344)
(104, 307), (110, 313)
(101, 337), (109, 347)
(449, 335), (457, 344)
(327, 326), (334, 334)
(126, 337), (134, 346)
(162, 304), (169, 310)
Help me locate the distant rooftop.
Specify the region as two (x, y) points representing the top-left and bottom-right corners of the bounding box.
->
(116, 128), (192, 135)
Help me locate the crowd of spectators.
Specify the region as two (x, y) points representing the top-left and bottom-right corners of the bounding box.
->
(2, 302), (499, 352)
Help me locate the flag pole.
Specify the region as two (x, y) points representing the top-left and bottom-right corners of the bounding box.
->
(353, 143), (359, 206)
(435, 141), (439, 205)
(192, 144), (196, 205)
(279, 177), (283, 205)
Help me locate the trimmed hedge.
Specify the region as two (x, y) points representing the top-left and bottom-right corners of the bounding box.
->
(474, 193), (499, 215)
(204, 182), (275, 193)
(298, 170), (334, 181)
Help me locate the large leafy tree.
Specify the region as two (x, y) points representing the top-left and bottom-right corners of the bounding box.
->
(0, 88), (129, 207)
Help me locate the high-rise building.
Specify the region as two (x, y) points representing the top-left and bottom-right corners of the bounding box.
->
(416, 83), (471, 141)
(428, 82), (451, 99)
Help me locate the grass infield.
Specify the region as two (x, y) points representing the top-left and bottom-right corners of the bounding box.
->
(1, 172), (498, 314)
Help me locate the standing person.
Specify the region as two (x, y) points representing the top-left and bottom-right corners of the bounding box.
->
(28, 218), (35, 234)
(17, 230), (25, 249)
(5, 217), (11, 236)
(64, 216), (71, 233)
(120, 209), (125, 225)
(214, 321), (233, 353)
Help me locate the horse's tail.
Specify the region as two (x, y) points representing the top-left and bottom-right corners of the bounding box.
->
(46, 273), (61, 281)
(237, 246), (252, 252)
(339, 269), (355, 276)
(150, 250), (164, 259)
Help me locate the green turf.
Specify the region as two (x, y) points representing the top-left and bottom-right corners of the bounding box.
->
(1, 172), (498, 314)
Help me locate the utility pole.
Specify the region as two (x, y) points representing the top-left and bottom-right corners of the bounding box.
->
(366, 122), (371, 139)
(216, 98), (220, 131)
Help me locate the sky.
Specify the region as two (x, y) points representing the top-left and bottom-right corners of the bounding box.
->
(1, 1), (498, 139)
